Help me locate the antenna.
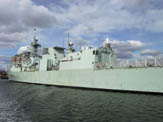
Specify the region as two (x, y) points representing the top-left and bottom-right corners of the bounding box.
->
(33, 28), (37, 40)
(68, 31), (70, 43)
(63, 39), (64, 48)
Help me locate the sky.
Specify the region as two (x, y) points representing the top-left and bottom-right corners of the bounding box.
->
(0, 0), (163, 69)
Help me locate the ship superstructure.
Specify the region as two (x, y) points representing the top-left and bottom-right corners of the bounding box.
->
(11, 38), (117, 72)
(8, 37), (163, 93)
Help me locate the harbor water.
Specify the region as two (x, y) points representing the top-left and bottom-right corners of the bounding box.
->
(0, 79), (163, 122)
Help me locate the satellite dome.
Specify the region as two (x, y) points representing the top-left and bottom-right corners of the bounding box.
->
(105, 38), (110, 44)
(17, 46), (32, 55)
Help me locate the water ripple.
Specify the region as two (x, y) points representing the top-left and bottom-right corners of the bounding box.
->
(0, 80), (163, 122)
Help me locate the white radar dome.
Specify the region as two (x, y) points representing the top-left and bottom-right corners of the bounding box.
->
(105, 38), (110, 44)
(17, 46), (32, 55)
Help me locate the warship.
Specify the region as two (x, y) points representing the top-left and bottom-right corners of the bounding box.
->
(8, 36), (163, 93)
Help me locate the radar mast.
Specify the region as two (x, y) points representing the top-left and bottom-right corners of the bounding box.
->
(31, 28), (41, 56)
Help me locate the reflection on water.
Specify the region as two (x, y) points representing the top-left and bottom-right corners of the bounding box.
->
(0, 79), (163, 122)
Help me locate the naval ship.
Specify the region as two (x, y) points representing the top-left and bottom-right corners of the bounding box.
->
(8, 36), (163, 93)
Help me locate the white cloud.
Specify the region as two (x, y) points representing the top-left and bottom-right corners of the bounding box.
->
(141, 49), (161, 56)
(20, 0), (56, 28)
(111, 40), (145, 52)
(0, 32), (28, 48)
(49, 0), (163, 40)
(68, 24), (92, 38)
(0, 0), (56, 48)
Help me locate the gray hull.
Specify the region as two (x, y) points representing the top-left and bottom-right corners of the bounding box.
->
(8, 67), (163, 93)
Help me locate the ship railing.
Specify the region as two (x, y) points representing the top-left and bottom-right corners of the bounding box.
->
(94, 57), (163, 70)
(117, 57), (162, 68)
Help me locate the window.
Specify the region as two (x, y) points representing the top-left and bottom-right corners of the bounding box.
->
(93, 50), (96, 55)
(96, 51), (99, 55)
